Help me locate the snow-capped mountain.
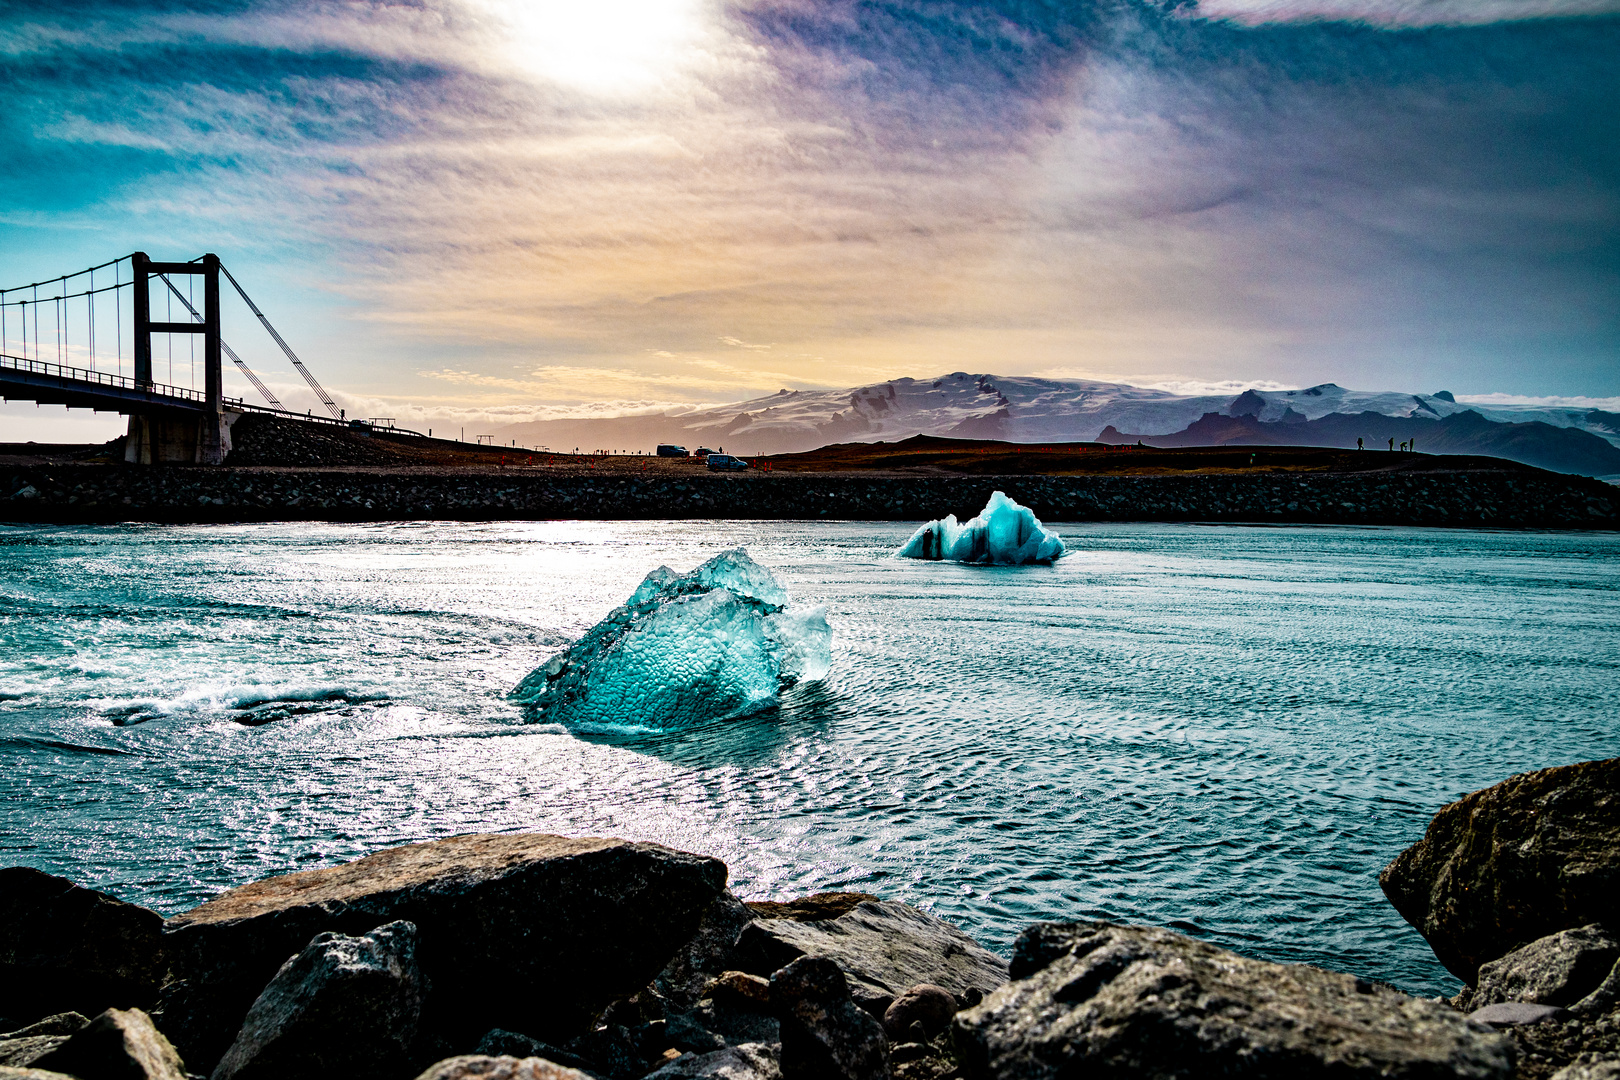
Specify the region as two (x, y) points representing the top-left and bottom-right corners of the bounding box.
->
(492, 372), (1620, 473)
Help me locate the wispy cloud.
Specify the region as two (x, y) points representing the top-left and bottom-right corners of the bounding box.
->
(1, 0), (1616, 414)
(1190, 0), (1620, 26)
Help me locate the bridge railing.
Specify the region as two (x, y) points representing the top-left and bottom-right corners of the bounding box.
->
(0, 352), (225, 406)
(0, 350), (389, 431)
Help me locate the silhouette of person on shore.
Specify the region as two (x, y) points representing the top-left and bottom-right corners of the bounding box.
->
(1389, 437), (1395, 451)
(1357, 437), (1364, 450)
(1410, 437), (1416, 453)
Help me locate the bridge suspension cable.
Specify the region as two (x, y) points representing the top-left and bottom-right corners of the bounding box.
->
(157, 273), (284, 409)
(1, 255), (133, 378)
(218, 263), (342, 420)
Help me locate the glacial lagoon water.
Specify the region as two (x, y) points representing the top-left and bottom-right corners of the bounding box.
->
(3, 520), (1618, 997)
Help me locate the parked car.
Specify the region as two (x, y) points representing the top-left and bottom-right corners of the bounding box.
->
(706, 454), (750, 471)
(693, 447), (717, 459)
(655, 444), (689, 457)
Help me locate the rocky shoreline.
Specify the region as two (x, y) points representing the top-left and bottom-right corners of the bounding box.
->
(2, 758), (1617, 1080)
(4, 465), (1618, 527)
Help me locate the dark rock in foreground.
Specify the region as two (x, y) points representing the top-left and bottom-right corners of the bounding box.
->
(159, 833), (727, 1073)
(881, 984), (956, 1044)
(644, 1043), (780, 1079)
(31, 1008), (186, 1080)
(1469, 924), (1620, 1015)
(738, 900), (1007, 1017)
(211, 920), (423, 1080)
(651, 893), (757, 1011)
(0, 869), (167, 1025)
(1380, 757), (1620, 984)
(953, 921), (1514, 1079)
(770, 957), (888, 1080)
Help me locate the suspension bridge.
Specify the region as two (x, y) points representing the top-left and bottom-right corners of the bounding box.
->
(1, 252), (346, 464)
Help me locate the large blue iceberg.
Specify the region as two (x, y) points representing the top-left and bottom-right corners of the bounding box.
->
(898, 490), (1066, 565)
(511, 549), (830, 731)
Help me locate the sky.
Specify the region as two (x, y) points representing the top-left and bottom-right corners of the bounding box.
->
(1, 0), (1617, 437)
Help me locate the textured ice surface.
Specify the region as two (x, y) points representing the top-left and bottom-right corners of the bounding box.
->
(898, 490), (1066, 565)
(511, 548), (830, 731)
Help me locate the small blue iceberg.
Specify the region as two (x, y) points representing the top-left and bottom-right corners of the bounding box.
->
(512, 549), (830, 731)
(898, 490), (1066, 565)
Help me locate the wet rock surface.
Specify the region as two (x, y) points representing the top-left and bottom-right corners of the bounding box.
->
(159, 833), (726, 1072)
(0, 869), (167, 1025)
(738, 900), (1007, 1018)
(954, 921), (1514, 1080)
(1380, 758), (1620, 984)
(211, 920), (424, 1080)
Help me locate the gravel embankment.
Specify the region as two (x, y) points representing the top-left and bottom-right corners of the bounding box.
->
(2, 466), (1616, 527)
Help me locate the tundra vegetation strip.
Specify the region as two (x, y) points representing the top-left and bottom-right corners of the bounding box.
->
(1, 465), (1616, 527)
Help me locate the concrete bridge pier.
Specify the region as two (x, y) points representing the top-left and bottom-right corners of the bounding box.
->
(123, 410), (240, 465)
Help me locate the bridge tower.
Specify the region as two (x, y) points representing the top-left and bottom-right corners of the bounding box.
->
(125, 252), (231, 465)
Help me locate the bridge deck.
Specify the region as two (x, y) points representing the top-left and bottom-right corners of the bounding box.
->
(1, 353), (225, 415)
(0, 354), (356, 432)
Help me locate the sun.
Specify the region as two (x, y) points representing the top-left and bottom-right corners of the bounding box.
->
(477, 0), (714, 95)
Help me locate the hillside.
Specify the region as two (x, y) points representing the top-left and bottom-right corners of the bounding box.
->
(489, 373), (1620, 477)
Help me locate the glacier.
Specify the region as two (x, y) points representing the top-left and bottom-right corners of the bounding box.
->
(898, 490), (1066, 565)
(511, 548), (830, 731)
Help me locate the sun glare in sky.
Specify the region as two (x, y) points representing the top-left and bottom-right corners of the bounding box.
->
(481, 0), (713, 94)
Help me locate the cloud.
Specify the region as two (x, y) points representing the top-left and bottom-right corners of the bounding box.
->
(1190, 0), (1620, 26)
(1, 0), (1616, 411)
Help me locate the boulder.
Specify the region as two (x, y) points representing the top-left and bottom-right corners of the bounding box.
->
(666, 995), (778, 1053)
(562, 1023), (644, 1079)
(413, 1056), (593, 1080)
(745, 894), (878, 923)
(0, 1018), (89, 1043)
(953, 921), (1515, 1080)
(882, 984), (956, 1043)
(473, 1032), (593, 1074)
(0, 1041), (68, 1071)
(702, 973), (771, 1009)
(0, 868), (167, 1024)
(737, 900), (1007, 1016)
(1467, 1002), (1570, 1027)
(31, 1008), (186, 1080)
(211, 920), (423, 1080)
(1552, 1065), (1620, 1080)
(1380, 758), (1620, 984)
(770, 956), (889, 1080)
(652, 893), (756, 1010)
(158, 833), (726, 1072)
(1473, 924), (1620, 1012)
(644, 1043), (781, 1079)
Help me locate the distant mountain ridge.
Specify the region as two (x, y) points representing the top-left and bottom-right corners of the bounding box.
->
(1099, 410), (1620, 477)
(491, 373), (1620, 477)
